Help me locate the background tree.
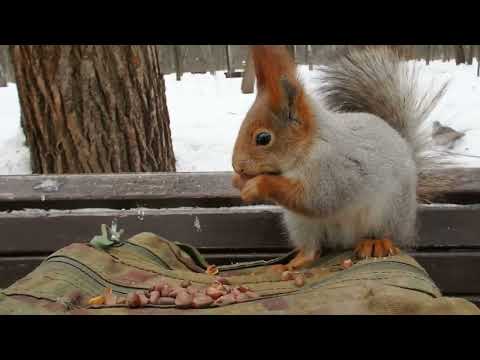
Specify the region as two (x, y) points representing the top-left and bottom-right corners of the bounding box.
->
(10, 45), (176, 174)
(455, 45), (466, 65)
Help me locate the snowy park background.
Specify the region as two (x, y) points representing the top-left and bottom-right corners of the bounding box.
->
(1, 59), (479, 174)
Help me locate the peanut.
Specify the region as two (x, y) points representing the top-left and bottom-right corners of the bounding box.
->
(294, 275), (305, 287)
(157, 297), (175, 305)
(235, 293), (250, 303)
(186, 285), (204, 295)
(149, 290), (160, 304)
(281, 271), (294, 281)
(151, 282), (165, 292)
(213, 293), (236, 307)
(206, 286), (225, 300)
(237, 285), (250, 293)
(138, 292), (150, 306)
(175, 291), (193, 309)
(127, 292), (141, 308)
(161, 284), (172, 297)
(192, 294), (214, 309)
(168, 287), (185, 298)
(245, 291), (259, 299)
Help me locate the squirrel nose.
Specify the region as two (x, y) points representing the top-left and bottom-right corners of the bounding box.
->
(232, 157), (247, 174)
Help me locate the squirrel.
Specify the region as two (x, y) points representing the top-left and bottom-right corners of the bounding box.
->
(231, 45), (453, 271)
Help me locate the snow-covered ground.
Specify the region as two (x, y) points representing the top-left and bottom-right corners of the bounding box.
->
(1, 59), (479, 174)
(0, 84), (30, 174)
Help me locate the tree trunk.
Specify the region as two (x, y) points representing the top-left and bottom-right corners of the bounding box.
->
(10, 45), (176, 174)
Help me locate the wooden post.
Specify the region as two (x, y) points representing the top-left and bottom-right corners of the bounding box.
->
(225, 45), (232, 77)
(305, 45), (313, 71)
(173, 45), (182, 81)
(241, 50), (255, 94)
(0, 64), (5, 87)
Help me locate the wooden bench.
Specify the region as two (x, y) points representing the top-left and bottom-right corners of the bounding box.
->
(1, 168), (480, 307)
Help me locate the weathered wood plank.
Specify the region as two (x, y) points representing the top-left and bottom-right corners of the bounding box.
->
(0, 172), (243, 210)
(412, 251), (480, 295)
(461, 296), (480, 307)
(0, 207), (287, 254)
(0, 257), (44, 289)
(1, 168), (480, 210)
(417, 205), (480, 248)
(2, 252), (480, 296)
(0, 205), (479, 255)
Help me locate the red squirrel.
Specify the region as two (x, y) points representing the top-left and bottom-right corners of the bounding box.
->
(231, 45), (452, 271)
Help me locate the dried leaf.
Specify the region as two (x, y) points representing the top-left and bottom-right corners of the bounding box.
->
(88, 295), (106, 306)
(205, 265), (219, 276)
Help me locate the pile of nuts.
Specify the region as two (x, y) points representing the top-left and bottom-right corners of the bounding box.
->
(88, 277), (260, 309)
(87, 266), (319, 310)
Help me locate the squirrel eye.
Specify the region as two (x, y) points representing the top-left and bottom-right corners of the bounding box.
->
(256, 132), (272, 146)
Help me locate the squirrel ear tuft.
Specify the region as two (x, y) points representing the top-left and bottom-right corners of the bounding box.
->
(250, 45), (299, 108)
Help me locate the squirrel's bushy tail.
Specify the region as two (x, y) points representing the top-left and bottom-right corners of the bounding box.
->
(317, 45), (453, 201)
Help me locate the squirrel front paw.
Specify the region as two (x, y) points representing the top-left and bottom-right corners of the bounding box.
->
(240, 176), (268, 203)
(232, 172), (251, 191)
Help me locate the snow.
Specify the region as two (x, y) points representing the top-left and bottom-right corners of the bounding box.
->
(1, 59), (480, 175)
(165, 71), (255, 172)
(0, 83), (30, 174)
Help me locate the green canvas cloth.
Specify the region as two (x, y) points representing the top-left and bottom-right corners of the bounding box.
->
(0, 232), (478, 315)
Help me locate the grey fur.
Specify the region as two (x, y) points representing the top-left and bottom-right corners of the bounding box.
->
(282, 46), (451, 255)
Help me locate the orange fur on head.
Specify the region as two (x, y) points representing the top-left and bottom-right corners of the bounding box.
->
(232, 45), (315, 177)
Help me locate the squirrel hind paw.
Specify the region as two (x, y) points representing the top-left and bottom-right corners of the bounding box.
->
(354, 238), (400, 259)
